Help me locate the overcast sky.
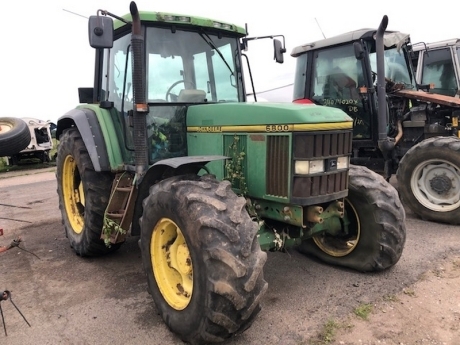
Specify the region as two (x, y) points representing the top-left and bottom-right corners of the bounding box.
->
(2, 0), (456, 123)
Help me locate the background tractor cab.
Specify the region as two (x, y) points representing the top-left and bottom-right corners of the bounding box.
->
(411, 38), (460, 97)
(292, 27), (416, 142)
(292, 16), (460, 226)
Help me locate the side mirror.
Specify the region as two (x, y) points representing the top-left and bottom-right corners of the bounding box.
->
(354, 41), (364, 60)
(88, 15), (114, 49)
(274, 39), (286, 64)
(240, 38), (248, 52)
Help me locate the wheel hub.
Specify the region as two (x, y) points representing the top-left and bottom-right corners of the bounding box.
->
(151, 218), (193, 310)
(429, 174), (452, 195)
(313, 199), (360, 257)
(412, 160), (460, 211)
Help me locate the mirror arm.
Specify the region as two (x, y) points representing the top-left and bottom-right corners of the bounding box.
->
(243, 34), (286, 52)
(98, 9), (131, 24)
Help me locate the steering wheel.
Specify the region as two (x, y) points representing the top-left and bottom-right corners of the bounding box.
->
(165, 80), (195, 102)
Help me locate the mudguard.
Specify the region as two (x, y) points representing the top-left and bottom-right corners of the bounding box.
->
(151, 155), (228, 169)
(131, 155), (229, 236)
(56, 108), (110, 171)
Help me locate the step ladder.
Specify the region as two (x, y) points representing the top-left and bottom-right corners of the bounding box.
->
(102, 172), (137, 244)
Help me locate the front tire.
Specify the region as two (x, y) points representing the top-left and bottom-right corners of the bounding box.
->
(140, 174), (267, 344)
(299, 165), (406, 272)
(397, 136), (460, 225)
(56, 128), (117, 256)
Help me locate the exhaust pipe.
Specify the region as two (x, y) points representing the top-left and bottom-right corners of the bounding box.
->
(130, 1), (149, 181)
(376, 15), (389, 142)
(376, 15), (395, 179)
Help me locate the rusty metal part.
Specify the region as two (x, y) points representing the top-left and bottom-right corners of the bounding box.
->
(395, 89), (460, 108)
(394, 120), (403, 145)
(9, 237), (21, 248)
(0, 290), (31, 336)
(1, 237), (41, 259)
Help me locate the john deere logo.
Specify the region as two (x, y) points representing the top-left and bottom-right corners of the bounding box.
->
(327, 158), (337, 171)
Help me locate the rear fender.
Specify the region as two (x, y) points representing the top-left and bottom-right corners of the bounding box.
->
(57, 108), (113, 171)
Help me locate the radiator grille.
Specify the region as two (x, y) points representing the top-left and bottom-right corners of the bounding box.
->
(266, 135), (289, 197)
(293, 130), (352, 200)
(294, 131), (352, 158)
(292, 171), (348, 198)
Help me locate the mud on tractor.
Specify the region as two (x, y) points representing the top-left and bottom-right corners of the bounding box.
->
(55, 3), (406, 344)
(292, 16), (460, 225)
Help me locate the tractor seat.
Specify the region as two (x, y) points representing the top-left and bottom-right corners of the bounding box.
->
(177, 89), (206, 103)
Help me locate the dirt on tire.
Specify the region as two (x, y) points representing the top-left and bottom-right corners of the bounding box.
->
(298, 165), (406, 272)
(56, 128), (118, 256)
(140, 174), (267, 344)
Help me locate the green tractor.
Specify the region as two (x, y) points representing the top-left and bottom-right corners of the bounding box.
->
(291, 16), (460, 225)
(55, 3), (406, 344)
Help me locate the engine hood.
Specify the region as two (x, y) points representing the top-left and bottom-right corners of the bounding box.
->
(186, 102), (352, 129)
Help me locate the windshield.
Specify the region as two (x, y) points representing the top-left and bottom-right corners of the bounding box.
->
(369, 46), (416, 88)
(307, 44), (370, 139)
(420, 47), (457, 96)
(101, 26), (244, 163)
(145, 27), (242, 103)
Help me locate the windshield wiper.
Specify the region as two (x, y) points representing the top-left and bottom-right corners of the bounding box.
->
(199, 32), (234, 75)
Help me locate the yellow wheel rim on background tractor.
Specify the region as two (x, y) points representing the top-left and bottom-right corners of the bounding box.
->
(313, 199), (361, 257)
(62, 155), (85, 234)
(151, 218), (193, 310)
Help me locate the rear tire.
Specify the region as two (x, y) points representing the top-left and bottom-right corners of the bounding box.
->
(0, 117), (31, 157)
(397, 136), (460, 225)
(140, 174), (267, 344)
(56, 128), (119, 256)
(298, 165), (406, 272)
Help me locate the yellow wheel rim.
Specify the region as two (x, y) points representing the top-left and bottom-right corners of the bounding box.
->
(312, 199), (360, 257)
(151, 218), (193, 310)
(62, 154), (85, 234)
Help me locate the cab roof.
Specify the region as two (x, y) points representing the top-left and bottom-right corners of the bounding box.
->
(291, 28), (409, 57)
(412, 38), (460, 51)
(114, 11), (246, 36)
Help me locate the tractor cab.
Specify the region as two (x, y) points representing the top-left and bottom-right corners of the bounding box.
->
(79, 11), (286, 166)
(292, 29), (416, 143)
(411, 38), (460, 97)
(292, 18), (460, 226)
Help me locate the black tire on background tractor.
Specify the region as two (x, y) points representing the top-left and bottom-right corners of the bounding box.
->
(140, 174), (267, 344)
(0, 117), (31, 157)
(298, 165), (406, 272)
(397, 136), (460, 225)
(56, 128), (119, 256)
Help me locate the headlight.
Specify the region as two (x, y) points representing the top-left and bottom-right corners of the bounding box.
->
(295, 157), (349, 175)
(295, 161), (310, 174)
(337, 156), (350, 169)
(295, 160), (325, 174)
